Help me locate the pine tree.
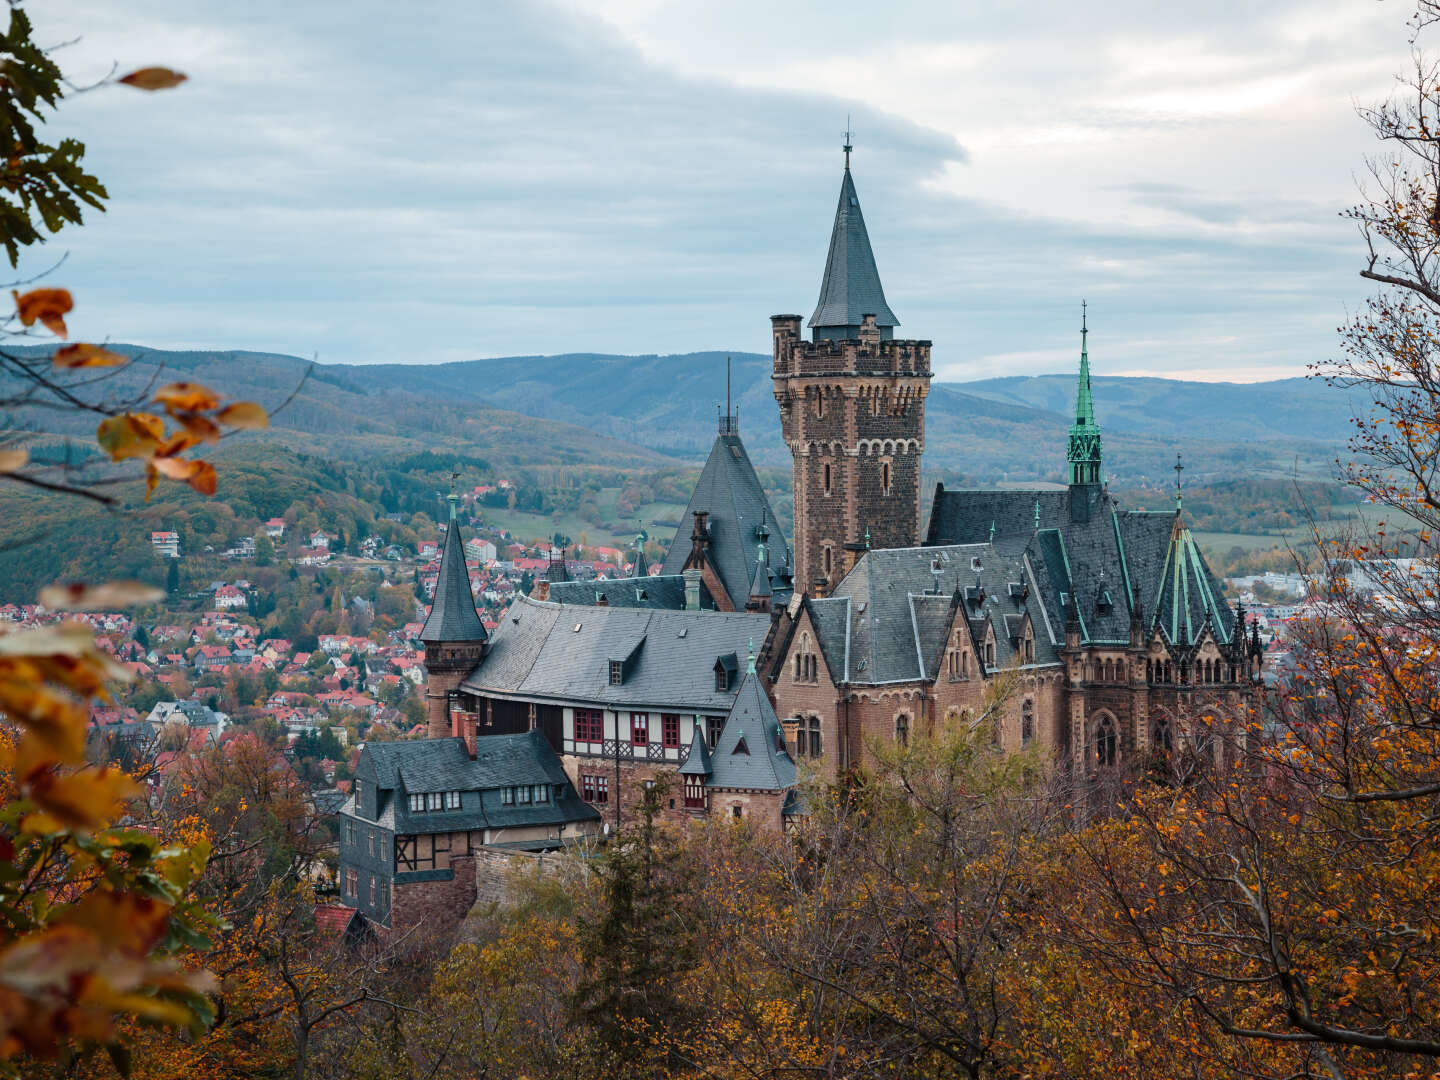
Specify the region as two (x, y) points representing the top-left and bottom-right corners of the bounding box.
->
(570, 782), (701, 1077)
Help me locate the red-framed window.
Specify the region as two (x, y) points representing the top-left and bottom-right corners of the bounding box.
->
(683, 776), (706, 809)
(581, 774), (611, 804)
(581, 775), (595, 801)
(631, 712), (648, 746)
(662, 714), (680, 748)
(574, 708), (603, 742)
(595, 775), (609, 804)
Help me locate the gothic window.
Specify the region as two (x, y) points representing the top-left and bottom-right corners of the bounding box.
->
(823, 545), (833, 577)
(816, 391), (824, 418)
(1021, 700), (1035, 747)
(794, 654), (802, 680)
(895, 712), (909, 746)
(986, 641), (995, 667)
(1153, 715), (1173, 752)
(1024, 635), (1034, 664)
(823, 461), (832, 496)
(961, 650), (969, 678)
(881, 461), (892, 497)
(807, 715), (822, 758)
(1093, 714), (1118, 769)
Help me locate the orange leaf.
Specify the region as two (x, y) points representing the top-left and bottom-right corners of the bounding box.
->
(38, 582), (165, 612)
(96, 413), (164, 462)
(150, 456), (217, 496)
(118, 67), (188, 91)
(215, 401), (269, 430)
(0, 448), (27, 473)
(12, 288), (73, 338)
(52, 343), (126, 369)
(186, 459), (217, 496)
(154, 382), (220, 412)
(27, 766), (140, 830)
(172, 411), (221, 443)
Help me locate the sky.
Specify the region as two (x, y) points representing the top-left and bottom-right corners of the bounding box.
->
(18, 0), (1419, 382)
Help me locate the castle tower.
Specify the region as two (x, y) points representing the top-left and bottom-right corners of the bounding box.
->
(772, 143), (931, 596)
(420, 493), (488, 738)
(1066, 302), (1103, 523)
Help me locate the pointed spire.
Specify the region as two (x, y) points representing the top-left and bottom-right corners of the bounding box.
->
(1067, 300), (1103, 489)
(749, 538), (772, 603)
(420, 499), (486, 644)
(808, 164), (899, 340)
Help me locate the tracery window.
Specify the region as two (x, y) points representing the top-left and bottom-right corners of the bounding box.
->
(1094, 713), (1118, 769)
(895, 712), (909, 746)
(1021, 700), (1035, 747)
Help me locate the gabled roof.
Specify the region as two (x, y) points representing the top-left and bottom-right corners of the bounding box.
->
(707, 670), (795, 792)
(462, 595), (771, 713)
(809, 168), (899, 335)
(420, 500), (486, 644)
(660, 432), (792, 610)
(925, 484), (1235, 648)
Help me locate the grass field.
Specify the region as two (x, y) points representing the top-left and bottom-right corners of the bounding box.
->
(473, 490), (689, 550)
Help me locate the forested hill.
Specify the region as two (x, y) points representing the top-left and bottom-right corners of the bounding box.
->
(3, 345), (1364, 485)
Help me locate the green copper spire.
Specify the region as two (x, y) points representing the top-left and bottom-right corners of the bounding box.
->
(1066, 300), (1103, 487)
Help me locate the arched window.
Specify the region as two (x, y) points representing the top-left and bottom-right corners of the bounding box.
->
(881, 461), (893, 497)
(807, 715), (822, 758)
(961, 651), (969, 677)
(1021, 700), (1034, 747)
(816, 391), (825, 418)
(1152, 714), (1173, 752)
(986, 641), (995, 667)
(794, 654), (802, 680)
(823, 461), (832, 496)
(1024, 634), (1034, 664)
(895, 712), (909, 746)
(823, 545), (833, 577)
(1093, 713), (1118, 769)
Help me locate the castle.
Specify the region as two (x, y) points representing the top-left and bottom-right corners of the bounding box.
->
(341, 145), (1264, 928)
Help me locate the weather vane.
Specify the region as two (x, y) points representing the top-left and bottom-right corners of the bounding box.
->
(1174, 452), (1185, 511)
(843, 114), (853, 170)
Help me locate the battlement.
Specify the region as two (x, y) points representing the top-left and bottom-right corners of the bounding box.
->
(771, 314), (931, 379)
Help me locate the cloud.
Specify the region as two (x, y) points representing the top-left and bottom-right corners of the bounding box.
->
(14, 0), (1411, 381)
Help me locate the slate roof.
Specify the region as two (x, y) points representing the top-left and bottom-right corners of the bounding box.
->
(345, 730), (599, 836)
(678, 723), (712, 776)
(420, 509), (486, 643)
(659, 431), (793, 610)
(461, 595), (772, 713)
(545, 574), (709, 610)
(809, 168), (899, 336)
(925, 484), (1235, 648)
(807, 544), (1058, 686)
(707, 669), (796, 792)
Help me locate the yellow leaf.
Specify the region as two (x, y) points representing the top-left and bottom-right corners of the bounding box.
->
(52, 343), (127, 369)
(38, 581), (165, 612)
(172, 411), (221, 443)
(118, 67), (188, 91)
(96, 413), (165, 462)
(215, 401), (269, 429)
(0, 447), (27, 473)
(12, 288), (73, 338)
(27, 766), (140, 830)
(154, 382), (220, 412)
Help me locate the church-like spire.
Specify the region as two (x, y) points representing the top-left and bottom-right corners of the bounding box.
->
(1066, 301), (1103, 488)
(808, 142), (899, 341)
(419, 493), (487, 644)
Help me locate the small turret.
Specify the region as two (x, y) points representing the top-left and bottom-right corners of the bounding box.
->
(420, 491), (488, 739)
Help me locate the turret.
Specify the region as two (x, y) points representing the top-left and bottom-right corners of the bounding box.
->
(1067, 302), (1103, 522)
(420, 492), (488, 739)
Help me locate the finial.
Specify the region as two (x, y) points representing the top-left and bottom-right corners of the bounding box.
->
(447, 469), (461, 521)
(1174, 452), (1185, 511)
(843, 114), (853, 171)
(747, 637), (756, 674)
(988, 520), (995, 544)
(864, 525), (871, 550)
(1034, 499), (1041, 531)
(1081, 298), (1087, 335)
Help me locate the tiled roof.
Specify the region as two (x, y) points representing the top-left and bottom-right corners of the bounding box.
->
(659, 431), (792, 610)
(809, 168), (899, 334)
(926, 485), (1235, 648)
(462, 596), (771, 713)
(420, 509), (486, 643)
(546, 574), (705, 610)
(708, 670), (796, 792)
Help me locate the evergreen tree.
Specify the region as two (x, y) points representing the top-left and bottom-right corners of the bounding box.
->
(165, 558), (179, 594)
(570, 782), (701, 1077)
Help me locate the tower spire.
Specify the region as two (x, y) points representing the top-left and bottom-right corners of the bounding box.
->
(809, 156), (898, 340)
(1066, 300), (1103, 491)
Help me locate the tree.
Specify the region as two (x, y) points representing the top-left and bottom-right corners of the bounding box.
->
(255, 534), (276, 566)
(165, 559), (179, 595)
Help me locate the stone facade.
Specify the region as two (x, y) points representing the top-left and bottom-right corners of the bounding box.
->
(423, 640), (487, 738)
(771, 314), (931, 597)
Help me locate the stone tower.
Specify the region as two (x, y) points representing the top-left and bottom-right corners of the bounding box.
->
(772, 147), (931, 596)
(420, 493), (488, 738)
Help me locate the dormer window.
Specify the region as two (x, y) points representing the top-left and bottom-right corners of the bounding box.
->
(608, 660), (623, 685)
(715, 668), (728, 692)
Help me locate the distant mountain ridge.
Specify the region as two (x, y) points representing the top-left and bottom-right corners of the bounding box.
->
(3, 345), (1362, 484)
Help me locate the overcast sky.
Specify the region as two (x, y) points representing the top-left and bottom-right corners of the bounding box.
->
(22, 1), (1418, 381)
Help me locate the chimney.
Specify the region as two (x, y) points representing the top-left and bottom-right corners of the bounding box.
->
(780, 717), (800, 759)
(858, 313), (880, 344)
(688, 510), (710, 565)
(683, 569), (702, 611)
